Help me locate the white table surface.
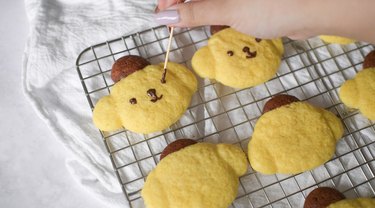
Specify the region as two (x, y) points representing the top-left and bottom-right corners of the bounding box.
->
(0, 1), (109, 208)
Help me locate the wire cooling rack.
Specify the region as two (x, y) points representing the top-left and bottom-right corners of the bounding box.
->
(75, 25), (375, 207)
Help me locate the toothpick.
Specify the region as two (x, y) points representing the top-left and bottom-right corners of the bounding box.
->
(161, 26), (175, 83)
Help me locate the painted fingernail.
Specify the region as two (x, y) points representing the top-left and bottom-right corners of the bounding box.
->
(154, 10), (180, 25)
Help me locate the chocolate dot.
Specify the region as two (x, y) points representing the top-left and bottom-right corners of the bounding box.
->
(255, 38), (262, 42)
(243, 46), (250, 52)
(129, 98), (137, 104)
(227, 51), (234, 56)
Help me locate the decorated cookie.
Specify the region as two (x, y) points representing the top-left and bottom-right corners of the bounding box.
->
(304, 187), (375, 208)
(192, 28), (284, 89)
(319, 35), (356, 45)
(248, 94), (344, 174)
(93, 56), (197, 133)
(142, 139), (248, 208)
(339, 67), (375, 120)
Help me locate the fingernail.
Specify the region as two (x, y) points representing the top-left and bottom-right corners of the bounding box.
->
(154, 10), (180, 25)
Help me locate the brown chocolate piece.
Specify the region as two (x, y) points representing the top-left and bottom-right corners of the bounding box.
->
(160, 139), (197, 160)
(147, 89), (163, 103)
(363, 50), (375, 69)
(263, 94), (300, 114)
(242, 46), (257, 58)
(161, 68), (167, 84)
(227, 51), (234, 56)
(255, 38), (262, 42)
(304, 187), (345, 208)
(210, 25), (230, 35)
(111, 55), (150, 83)
(129, 98), (137, 105)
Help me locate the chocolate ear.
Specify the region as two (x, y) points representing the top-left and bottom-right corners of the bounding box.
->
(111, 55), (150, 83)
(210, 25), (230, 35)
(363, 50), (375, 69)
(160, 139), (197, 160)
(304, 187), (345, 208)
(263, 94), (300, 114)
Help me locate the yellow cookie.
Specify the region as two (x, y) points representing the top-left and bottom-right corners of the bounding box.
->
(339, 68), (375, 120)
(248, 96), (343, 174)
(320, 35), (356, 44)
(142, 141), (248, 208)
(328, 198), (375, 208)
(192, 28), (284, 89)
(93, 62), (197, 133)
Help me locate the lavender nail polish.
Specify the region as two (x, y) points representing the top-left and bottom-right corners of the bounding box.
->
(154, 10), (180, 25)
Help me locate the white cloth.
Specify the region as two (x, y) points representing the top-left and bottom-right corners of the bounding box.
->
(23, 0), (158, 207)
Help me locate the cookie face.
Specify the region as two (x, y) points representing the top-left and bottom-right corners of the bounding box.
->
(304, 187), (345, 208)
(248, 100), (344, 174)
(319, 35), (356, 44)
(93, 62), (197, 133)
(328, 198), (375, 208)
(142, 143), (248, 208)
(339, 68), (375, 120)
(192, 28), (284, 89)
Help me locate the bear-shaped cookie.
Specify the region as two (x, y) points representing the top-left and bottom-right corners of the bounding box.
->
(248, 95), (344, 174)
(142, 139), (248, 208)
(319, 35), (356, 44)
(93, 58), (197, 134)
(339, 68), (375, 120)
(192, 28), (284, 89)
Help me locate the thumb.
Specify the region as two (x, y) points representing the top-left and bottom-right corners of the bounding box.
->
(155, 0), (230, 27)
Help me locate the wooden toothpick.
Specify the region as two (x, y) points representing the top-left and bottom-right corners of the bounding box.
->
(161, 26), (175, 84)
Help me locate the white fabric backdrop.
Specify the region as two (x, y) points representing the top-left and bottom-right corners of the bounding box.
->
(23, 0), (158, 207)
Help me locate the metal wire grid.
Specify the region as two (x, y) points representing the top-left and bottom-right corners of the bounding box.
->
(75, 25), (375, 208)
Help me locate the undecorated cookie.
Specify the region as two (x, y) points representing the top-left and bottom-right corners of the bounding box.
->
(93, 56), (197, 133)
(339, 68), (375, 120)
(320, 35), (356, 44)
(248, 95), (344, 174)
(192, 28), (284, 88)
(142, 139), (248, 208)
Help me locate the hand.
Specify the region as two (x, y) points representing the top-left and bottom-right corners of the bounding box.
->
(155, 0), (317, 40)
(155, 0), (375, 44)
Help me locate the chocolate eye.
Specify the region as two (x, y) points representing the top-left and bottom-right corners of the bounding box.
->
(129, 98), (137, 104)
(243, 46), (250, 52)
